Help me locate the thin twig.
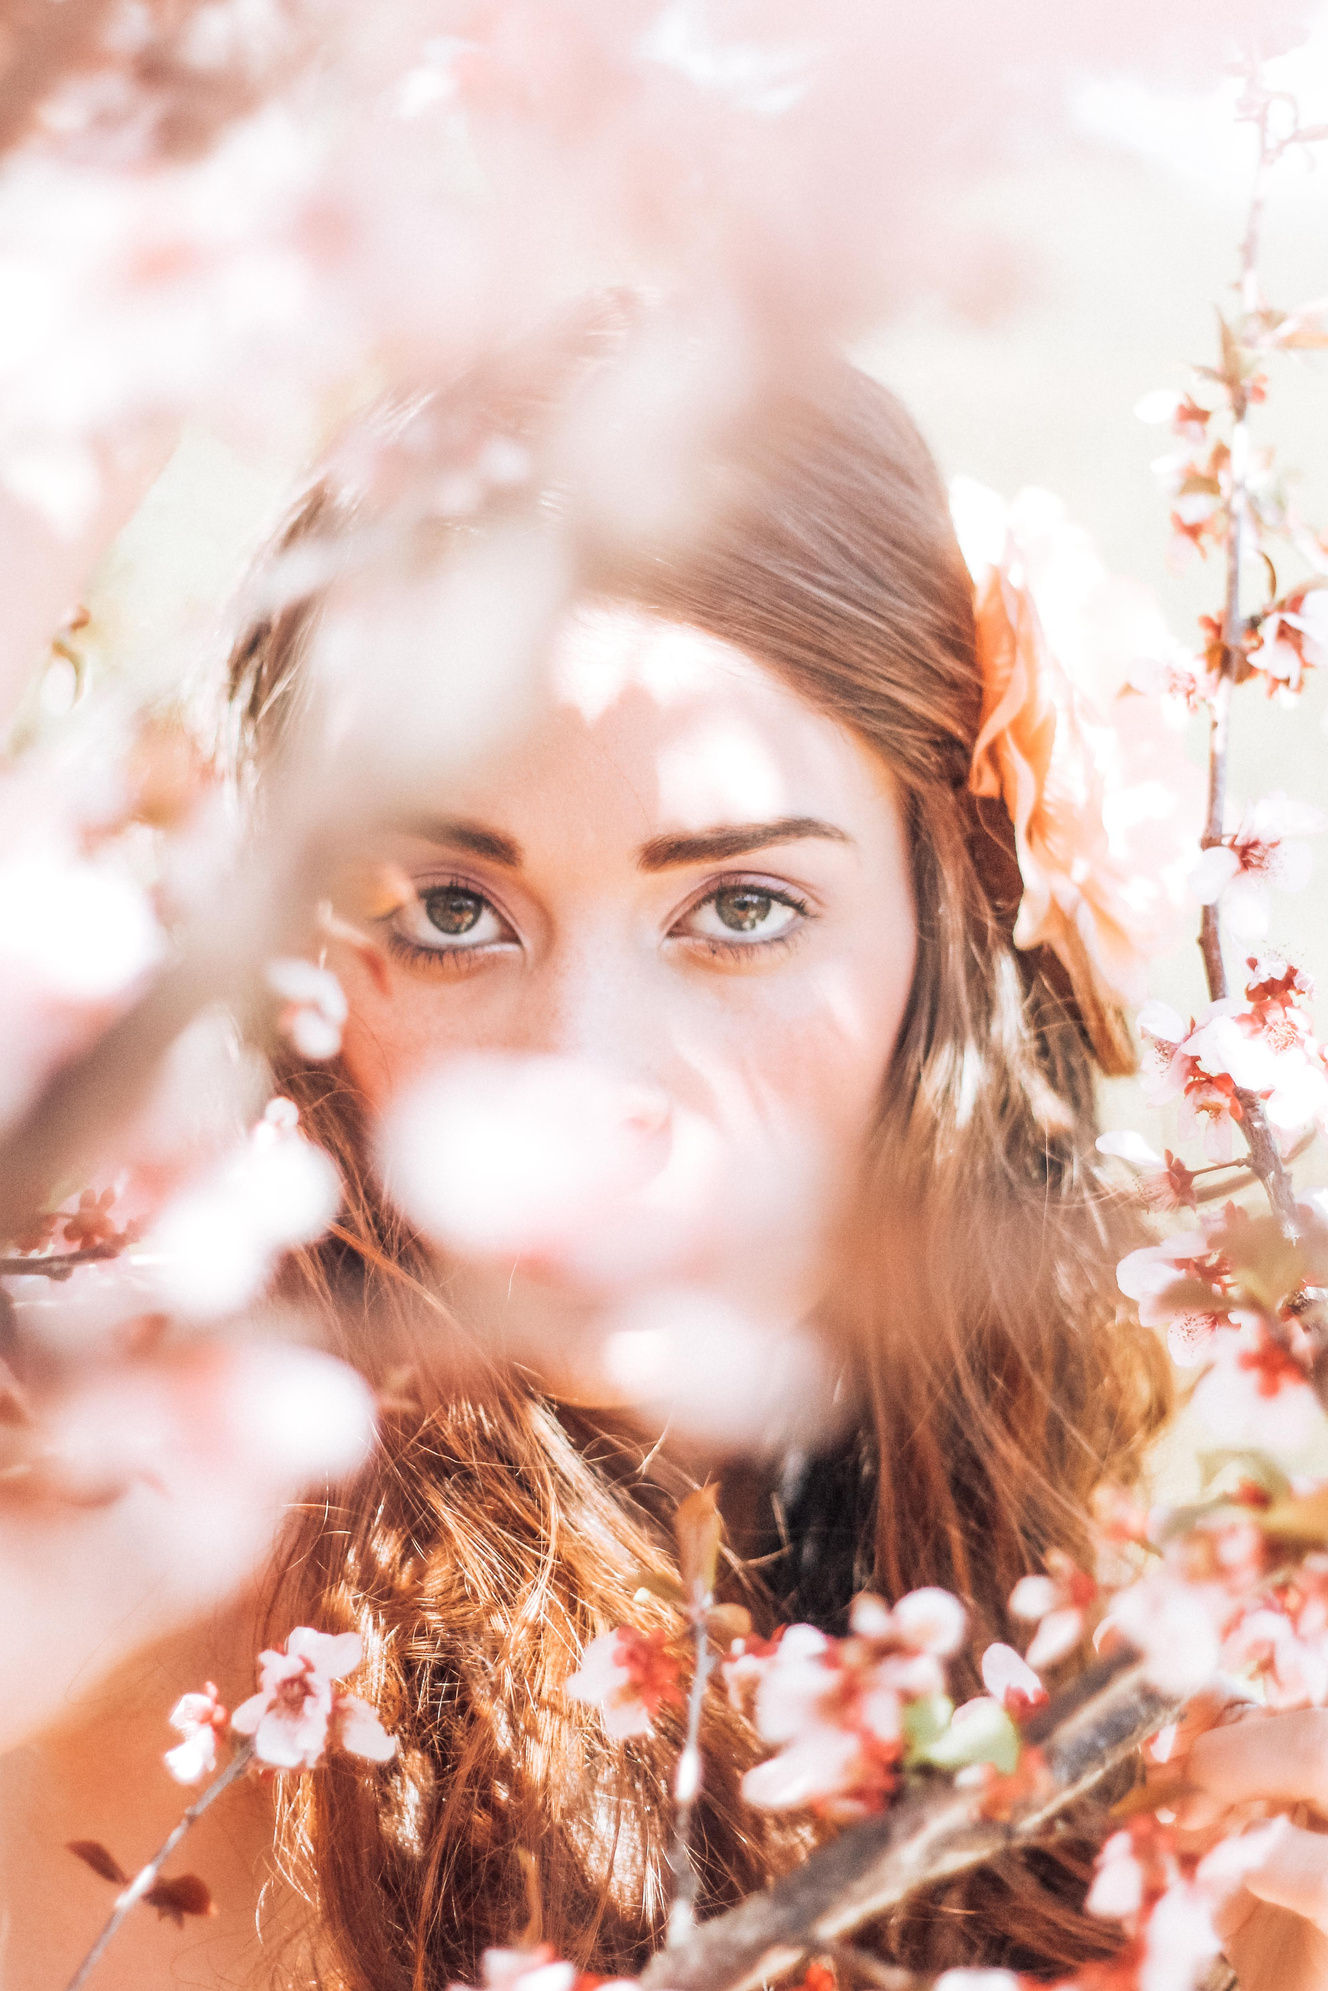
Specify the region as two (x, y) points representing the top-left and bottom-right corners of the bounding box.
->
(64, 1740), (254, 1991)
(668, 1613), (715, 1944)
(641, 1654), (1178, 1991)
(0, 1244), (121, 1279)
(1191, 1128), (1316, 1203)
(1201, 84), (1298, 1233)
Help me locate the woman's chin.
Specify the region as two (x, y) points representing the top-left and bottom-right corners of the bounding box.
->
(439, 1260), (844, 1456)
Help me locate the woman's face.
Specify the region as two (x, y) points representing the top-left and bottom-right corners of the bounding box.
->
(333, 603), (916, 1405)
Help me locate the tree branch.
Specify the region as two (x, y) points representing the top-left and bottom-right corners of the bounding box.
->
(641, 1654), (1179, 1991)
(1200, 80), (1298, 1234)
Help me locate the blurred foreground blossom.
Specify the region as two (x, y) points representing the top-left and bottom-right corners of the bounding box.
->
(231, 1627), (395, 1771)
(599, 1287), (838, 1452)
(0, 751), (165, 1124)
(381, 1053), (835, 1411)
(979, 1642), (1047, 1719)
(266, 956), (348, 1060)
(382, 1054), (666, 1269)
(143, 1096), (339, 1318)
(1008, 1552), (1097, 1669)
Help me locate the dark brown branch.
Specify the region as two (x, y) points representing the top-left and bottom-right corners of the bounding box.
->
(641, 1654), (1179, 1991)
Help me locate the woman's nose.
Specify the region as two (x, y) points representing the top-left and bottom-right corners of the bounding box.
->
(382, 1049), (673, 1272)
(528, 931), (674, 1117)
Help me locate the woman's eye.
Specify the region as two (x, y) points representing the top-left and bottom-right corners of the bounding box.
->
(425, 888), (487, 936)
(675, 884), (806, 947)
(389, 883), (514, 954)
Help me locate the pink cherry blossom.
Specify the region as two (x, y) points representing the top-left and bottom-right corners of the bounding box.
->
(1126, 650), (1215, 715)
(878, 1586), (968, 1657)
(230, 1627), (395, 1771)
(1252, 591), (1328, 697)
(1231, 962), (1328, 1137)
(1116, 1228), (1228, 1368)
(564, 1626), (682, 1740)
(1085, 1811), (1268, 1991)
(1225, 1600), (1328, 1709)
(980, 1643), (1048, 1719)
(1086, 1825), (1150, 1922)
(1192, 792), (1325, 940)
(266, 956), (349, 1061)
(448, 1946), (641, 1991)
(1102, 1517), (1267, 1712)
(1137, 1878), (1223, 1991)
(726, 1588), (968, 1816)
(1106, 1564), (1228, 1697)
(1135, 998), (1286, 1162)
(1222, 1556), (1328, 1710)
(163, 1680), (229, 1785)
(1134, 387), (1212, 447)
(1096, 1132), (1199, 1215)
(1008, 1552), (1096, 1669)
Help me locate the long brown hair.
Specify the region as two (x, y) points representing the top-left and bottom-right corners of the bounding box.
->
(229, 334), (1170, 1987)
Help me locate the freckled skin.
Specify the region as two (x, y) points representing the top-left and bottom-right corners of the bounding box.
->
(334, 603), (917, 1373)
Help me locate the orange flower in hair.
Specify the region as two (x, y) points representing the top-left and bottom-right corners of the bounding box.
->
(952, 479), (1200, 1073)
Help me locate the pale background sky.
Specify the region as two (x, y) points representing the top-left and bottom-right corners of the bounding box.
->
(861, 29), (1328, 1177)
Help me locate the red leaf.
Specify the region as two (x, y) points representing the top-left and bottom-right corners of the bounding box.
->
(143, 1873), (216, 1926)
(66, 1840), (130, 1887)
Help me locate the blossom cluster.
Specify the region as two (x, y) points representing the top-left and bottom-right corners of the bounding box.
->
(165, 1626), (395, 1784)
(1131, 945), (1327, 1164)
(566, 1587), (1048, 1822)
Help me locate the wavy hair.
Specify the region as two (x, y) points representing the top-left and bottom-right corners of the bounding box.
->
(228, 332), (1170, 1987)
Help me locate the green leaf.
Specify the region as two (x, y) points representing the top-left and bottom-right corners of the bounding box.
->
(902, 1693), (954, 1764)
(631, 1568), (685, 1608)
(1197, 1448), (1292, 1502)
(912, 1697), (1022, 1776)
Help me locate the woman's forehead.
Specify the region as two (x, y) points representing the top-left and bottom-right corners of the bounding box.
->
(548, 601), (760, 719)
(439, 599), (896, 841)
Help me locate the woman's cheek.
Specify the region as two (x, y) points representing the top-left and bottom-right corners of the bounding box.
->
(334, 956), (500, 1111)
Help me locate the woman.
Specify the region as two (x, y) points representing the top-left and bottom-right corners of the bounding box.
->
(5, 337), (1328, 1991)
(240, 345), (1157, 1982)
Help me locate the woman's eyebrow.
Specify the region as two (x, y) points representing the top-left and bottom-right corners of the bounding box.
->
(406, 817), (524, 867)
(637, 816), (853, 872)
